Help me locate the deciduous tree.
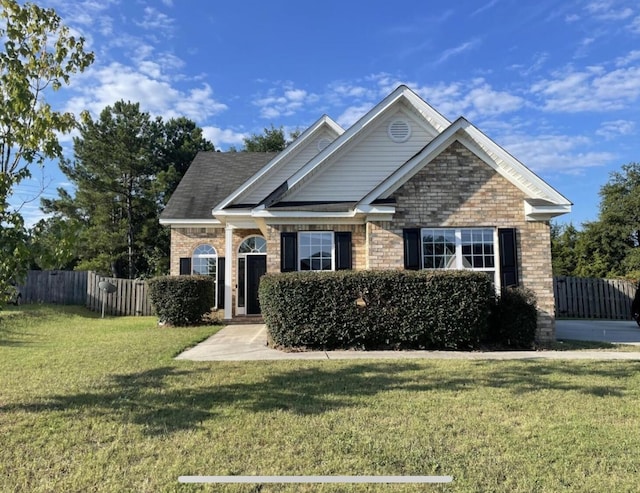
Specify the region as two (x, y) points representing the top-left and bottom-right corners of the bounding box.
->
(0, 0), (93, 303)
(243, 125), (300, 152)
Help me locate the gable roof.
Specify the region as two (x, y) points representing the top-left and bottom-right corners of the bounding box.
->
(215, 115), (344, 210)
(160, 151), (276, 222)
(162, 85), (571, 225)
(263, 85), (451, 206)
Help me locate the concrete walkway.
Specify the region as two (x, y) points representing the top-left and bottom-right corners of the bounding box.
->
(175, 322), (640, 362)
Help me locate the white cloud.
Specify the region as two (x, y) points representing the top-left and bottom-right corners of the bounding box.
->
(138, 60), (163, 79)
(595, 119), (635, 139)
(285, 89), (307, 102)
(326, 75), (524, 122)
(574, 37), (596, 59)
(336, 103), (374, 127)
(65, 62), (227, 121)
(367, 73), (407, 96)
(630, 15), (640, 33)
(435, 38), (481, 64)
(530, 65), (640, 112)
(201, 126), (247, 148)
(253, 84), (319, 119)
(565, 13), (580, 22)
(615, 50), (640, 66)
(414, 79), (524, 119)
(586, 1), (634, 20)
(49, 0), (118, 37)
(135, 7), (175, 35)
(328, 82), (376, 101)
(509, 52), (549, 77)
(471, 0), (499, 17)
(464, 84), (525, 116)
(499, 133), (617, 174)
(174, 84), (228, 121)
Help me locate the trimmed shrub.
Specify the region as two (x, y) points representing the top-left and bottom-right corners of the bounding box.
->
(488, 287), (538, 348)
(147, 275), (215, 326)
(259, 270), (495, 350)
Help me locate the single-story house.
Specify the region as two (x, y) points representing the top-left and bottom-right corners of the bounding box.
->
(160, 85), (571, 341)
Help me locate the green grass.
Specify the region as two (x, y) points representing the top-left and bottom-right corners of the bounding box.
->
(2, 305), (640, 492)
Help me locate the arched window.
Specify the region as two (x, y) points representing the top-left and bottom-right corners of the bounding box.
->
(192, 244), (217, 276)
(238, 236), (267, 254)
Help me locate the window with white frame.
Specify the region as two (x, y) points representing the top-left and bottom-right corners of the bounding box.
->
(421, 228), (496, 280)
(238, 236), (267, 254)
(192, 244), (217, 276)
(299, 232), (333, 271)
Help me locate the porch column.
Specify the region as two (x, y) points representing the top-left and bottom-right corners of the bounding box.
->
(224, 224), (234, 320)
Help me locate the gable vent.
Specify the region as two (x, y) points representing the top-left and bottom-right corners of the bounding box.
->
(388, 119), (411, 143)
(317, 137), (332, 151)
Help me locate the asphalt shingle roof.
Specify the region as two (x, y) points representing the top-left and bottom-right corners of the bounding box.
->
(160, 151), (278, 220)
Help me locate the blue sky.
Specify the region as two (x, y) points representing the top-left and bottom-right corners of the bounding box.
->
(9, 0), (640, 228)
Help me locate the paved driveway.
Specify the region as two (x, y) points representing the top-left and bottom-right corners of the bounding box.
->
(556, 319), (640, 344)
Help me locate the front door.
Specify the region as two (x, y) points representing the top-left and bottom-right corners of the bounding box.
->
(246, 255), (267, 315)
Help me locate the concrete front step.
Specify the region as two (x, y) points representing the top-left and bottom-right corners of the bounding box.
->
(226, 316), (264, 325)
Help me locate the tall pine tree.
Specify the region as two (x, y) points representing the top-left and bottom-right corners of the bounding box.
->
(42, 101), (213, 278)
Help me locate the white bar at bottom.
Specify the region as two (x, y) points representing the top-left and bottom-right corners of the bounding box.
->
(179, 475), (452, 484)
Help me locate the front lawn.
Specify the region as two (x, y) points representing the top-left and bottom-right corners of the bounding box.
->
(2, 305), (640, 492)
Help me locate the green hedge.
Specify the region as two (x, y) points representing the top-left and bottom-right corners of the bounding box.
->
(259, 270), (496, 350)
(147, 276), (215, 326)
(488, 287), (538, 348)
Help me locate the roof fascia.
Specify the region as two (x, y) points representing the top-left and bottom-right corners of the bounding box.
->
(158, 218), (222, 227)
(250, 204), (395, 222)
(269, 85), (452, 205)
(460, 122), (572, 206)
(214, 115), (344, 211)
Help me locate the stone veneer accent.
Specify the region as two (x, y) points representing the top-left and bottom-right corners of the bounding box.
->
(367, 140), (555, 341)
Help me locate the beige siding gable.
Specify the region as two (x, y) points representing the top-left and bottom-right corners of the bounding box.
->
(285, 106), (438, 202)
(241, 127), (340, 203)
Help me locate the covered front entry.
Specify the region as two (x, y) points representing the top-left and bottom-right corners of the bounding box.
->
(236, 236), (267, 316)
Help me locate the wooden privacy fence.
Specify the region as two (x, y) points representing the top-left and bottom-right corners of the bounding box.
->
(20, 270), (88, 305)
(18, 270), (153, 316)
(554, 276), (637, 320)
(86, 272), (153, 316)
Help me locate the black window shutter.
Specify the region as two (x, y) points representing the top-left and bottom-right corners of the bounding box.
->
(498, 228), (519, 287)
(217, 257), (225, 309)
(403, 228), (421, 270)
(280, 232), (297, 272)
(179, 257), (191, 275)
(335, 232), (352, 270)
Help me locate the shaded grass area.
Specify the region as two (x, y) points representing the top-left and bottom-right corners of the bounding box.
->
(2, 305), (640, 492)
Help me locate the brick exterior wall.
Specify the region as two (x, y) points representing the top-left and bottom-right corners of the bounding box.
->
(367, 140), (555, 340)
(170, 228), (225, 276)
(170, 226), (263, 316)
(169, 141), (556, 340)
